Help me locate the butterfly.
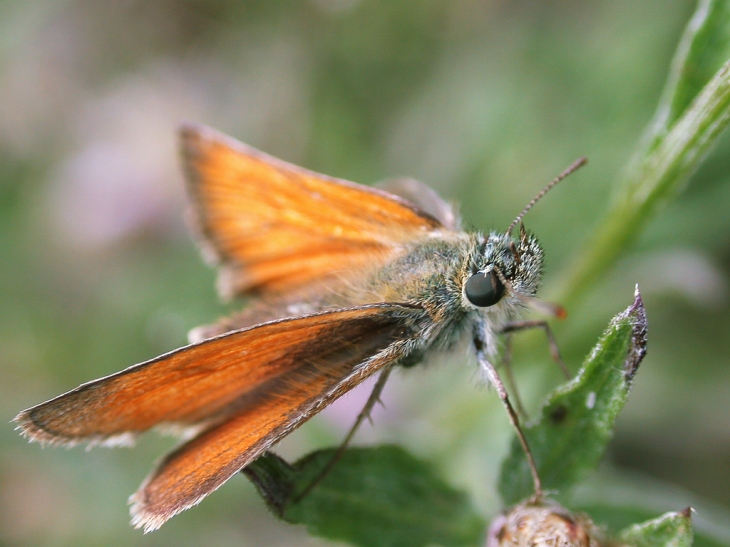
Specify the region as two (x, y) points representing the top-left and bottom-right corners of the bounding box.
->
(15, 123), (584, 532)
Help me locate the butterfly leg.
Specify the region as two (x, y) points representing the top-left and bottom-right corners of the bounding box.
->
(474, 332), (543, 499)
(498, 332), (529, 419)
(294, 365), (394, 501)
(499, 320), (570, 379)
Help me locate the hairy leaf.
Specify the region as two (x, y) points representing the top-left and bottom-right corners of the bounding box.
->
(499, 289), (648, 504)
(244, 445), (485, 547)
(619, 509), (694, 547)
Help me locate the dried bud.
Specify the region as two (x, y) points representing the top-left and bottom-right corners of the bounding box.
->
(487, 501), (605, 547)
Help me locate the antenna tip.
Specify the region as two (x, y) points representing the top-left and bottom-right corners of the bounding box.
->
(555, 304), (568, 320)
(505, 156), (587, 235)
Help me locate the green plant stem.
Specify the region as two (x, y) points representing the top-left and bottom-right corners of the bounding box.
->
(555, 61), (730, 306)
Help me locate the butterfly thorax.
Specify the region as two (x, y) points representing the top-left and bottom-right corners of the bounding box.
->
(352, 228), (544, 355)
(191, 227), (543, 353)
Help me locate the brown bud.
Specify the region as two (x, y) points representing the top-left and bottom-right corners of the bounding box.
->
(487, 501), (606, 547)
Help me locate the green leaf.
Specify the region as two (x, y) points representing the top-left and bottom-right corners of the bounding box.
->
(619, 509), (694, 547)
(568, 468), (730, 546)
(653, 0), (730, 137)
(498, 289), (648, 504)
(243, 445), (486, 547)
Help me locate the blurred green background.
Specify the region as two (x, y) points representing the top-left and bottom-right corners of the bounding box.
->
(1, 1), (729, 546)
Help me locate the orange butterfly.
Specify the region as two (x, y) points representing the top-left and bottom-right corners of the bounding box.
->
(15, 123), (584, 532)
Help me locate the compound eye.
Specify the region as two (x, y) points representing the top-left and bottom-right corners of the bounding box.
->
(465, 271), (504, 307)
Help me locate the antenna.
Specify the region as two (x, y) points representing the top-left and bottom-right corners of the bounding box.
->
(506, 157), (587, 236)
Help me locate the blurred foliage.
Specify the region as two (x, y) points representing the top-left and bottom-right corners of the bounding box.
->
(1, 1), (730, 546)
(560, 0), (730, 305)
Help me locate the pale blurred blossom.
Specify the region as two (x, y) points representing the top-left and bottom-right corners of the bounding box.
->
(45, 68), (204, 250)
(629, 248), (728, 309)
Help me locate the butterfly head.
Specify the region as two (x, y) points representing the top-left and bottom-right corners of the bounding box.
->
(463, 225), (544, 311)
(462, 157), (586, 313)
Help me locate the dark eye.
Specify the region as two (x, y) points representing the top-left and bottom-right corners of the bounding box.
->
(465, 271), (504, 307)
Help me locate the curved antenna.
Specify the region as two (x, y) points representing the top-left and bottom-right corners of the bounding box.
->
(506, 157), (587, 236)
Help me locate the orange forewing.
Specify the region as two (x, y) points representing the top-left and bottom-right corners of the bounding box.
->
(127, 304), (423, 531)
(16, 305), (421, 449)
(181, 123), (443, 297)
(17, 305), (426, 531)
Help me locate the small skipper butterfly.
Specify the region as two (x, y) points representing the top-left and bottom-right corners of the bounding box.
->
(15, 123), (585, 532)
